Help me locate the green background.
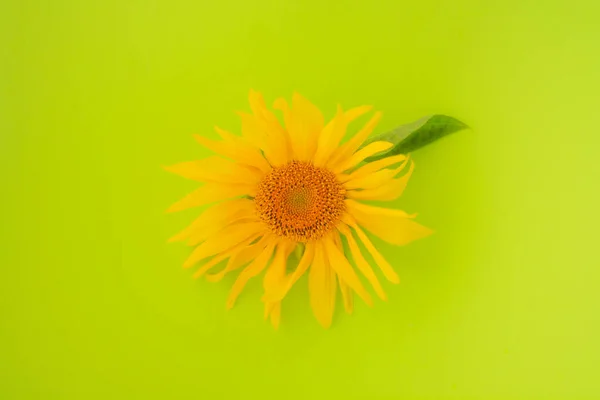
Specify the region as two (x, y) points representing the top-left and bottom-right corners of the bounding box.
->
(2, 0), (599, 398)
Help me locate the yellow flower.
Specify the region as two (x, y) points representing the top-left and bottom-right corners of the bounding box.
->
(166, 90), (432, 328)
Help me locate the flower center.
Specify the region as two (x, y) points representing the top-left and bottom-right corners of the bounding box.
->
(254, 160), (346, 242)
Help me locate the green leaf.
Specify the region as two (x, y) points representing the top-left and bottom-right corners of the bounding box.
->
(361, 115), (469, 162)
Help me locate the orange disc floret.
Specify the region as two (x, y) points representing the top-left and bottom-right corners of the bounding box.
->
(255, 161), (346, 242)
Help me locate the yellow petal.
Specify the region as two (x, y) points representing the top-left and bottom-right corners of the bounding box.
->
(308, 242), (337, 329)
(239, 110), (288, 167)
(333, 233), (343, 252)
(285, 93), (325, 161)
(339, 278), (354, 314)
(345, 199), (414, 219)
(264, 301), (282, 329)
(163, 156), (262, 185)
(313, 105), (373, 167)
(263, 242), (315, 302)
(248, 90), (291, 166)
(295, 93), (325, 160)
(192, 233), (260, 278)
(205, 235), (271, 282)
(273, 97), (292, 126)
(343, 167), (397, 190)
(323, 236), (373, 306)
(344, 105), (373, 123)
(186, 218), (256, 247)
(215, 124), (282, 169)
(344, 106), (373, 124)
(313, 105), (346, 167)
(168, 199), (252, 243)
(270, 302), (281, 329)
(237, 111), (268, 149)
(332, 141), (394, 174)
(342, 215), (399, 283)
(272, 97), (301, 159)
(264, 301), (275, 320)
(248, 89), (266, 117)
(166, 183), (255, 213)
(226, 242), (276, 309)
(329, 111), (382, 168)
(345, 199), (432, 246)
(194, 132), (271, 173)
(337, 223), (387, 300)
(342, 156), (409, 190)
(250, 90), (289, 144)
(183, 221), (264, 268)
(340, 154), (407, 183)
(346, 159), (415, 201)
(186, 211), (256, 247)
(263, 242), (291, 296)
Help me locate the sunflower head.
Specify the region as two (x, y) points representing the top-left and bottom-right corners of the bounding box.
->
(166, 90), (433, 329)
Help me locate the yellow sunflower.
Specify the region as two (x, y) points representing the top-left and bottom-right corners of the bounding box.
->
(166, 90), (432, 328)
